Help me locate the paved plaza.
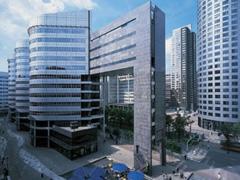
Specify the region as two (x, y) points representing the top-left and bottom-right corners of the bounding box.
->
(1, 115), (240, 180)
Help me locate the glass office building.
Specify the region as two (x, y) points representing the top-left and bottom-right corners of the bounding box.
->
(28, 11), (102, 147)
(197, 0), (240, 129)
(0, 72), (8, 115)
(7, 55), (16, 122)
(15, 39), (30, 130)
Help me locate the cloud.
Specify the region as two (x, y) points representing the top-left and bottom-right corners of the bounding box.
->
(0, 0), (97, 71)
(64, 0), (97, 10)
(165, 37), (172, 74)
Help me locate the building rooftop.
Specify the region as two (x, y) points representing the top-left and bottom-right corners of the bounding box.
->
(59, 126), (96, 132)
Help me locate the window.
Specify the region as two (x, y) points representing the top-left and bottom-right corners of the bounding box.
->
(232, 114), (238, 119)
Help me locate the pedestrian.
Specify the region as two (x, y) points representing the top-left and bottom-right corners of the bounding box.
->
(176, 167), (179, 173)
(184, 154), (187, 160)
(2, 157), (5, 165)
(217, 171), (222, 180)
(41, 173), (44, 178)
(180, 172), (184, 178)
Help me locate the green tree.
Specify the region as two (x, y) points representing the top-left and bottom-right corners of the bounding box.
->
(166, 115), (173, 133)
(113, 128), (120, 139)
(172, 114), (188, 142)
(232, 123), (240, 138)
(219, 123), (233, 146)
(106, 106), (133, 130)
(220, 123), (240, 145)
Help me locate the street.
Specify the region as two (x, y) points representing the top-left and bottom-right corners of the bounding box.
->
(0, 117), (59, 180)
(1, 115), (240, 180)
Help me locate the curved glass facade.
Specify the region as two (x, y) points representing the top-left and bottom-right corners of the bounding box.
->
(0, 72), (8, 114)
(197, 0), (240, 129)
(15, 39), (30, 130)
(28, 11), (103, 147)
(7, 56), (16, 122)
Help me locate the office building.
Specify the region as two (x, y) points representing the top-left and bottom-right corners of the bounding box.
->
(197, 0), (240, 129)
(171, 25), (197, 111)
(28, 11), (102, 147)
(90, 2), (166, 171)
(7, 55), (16, 122)
(50, 125), (97, 160)
(15, 39), (30, 130)
(0, 72), (8, 115)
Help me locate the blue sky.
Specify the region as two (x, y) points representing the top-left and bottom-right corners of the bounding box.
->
(0, 0), (197, 72)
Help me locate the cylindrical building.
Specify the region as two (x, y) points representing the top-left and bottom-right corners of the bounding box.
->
(15, 39), (30, 131)
(197, 0), (240, 129)
(7, 55), (16, 122)
(28, 11), (102, 147)
(0, 72), (8, 115)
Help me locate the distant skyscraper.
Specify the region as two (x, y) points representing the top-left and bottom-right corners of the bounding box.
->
(165, 74), (171, 108)
(28, 11), (102, 147)
(15, 39), (30, 131)
(171, 25), (197, 111)
(197, 0), (240, 129)
(0, 72), (8, 115)
(7, 55), (16, 122)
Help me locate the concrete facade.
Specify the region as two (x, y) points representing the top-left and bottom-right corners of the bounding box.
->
(90, 2), (165, 171)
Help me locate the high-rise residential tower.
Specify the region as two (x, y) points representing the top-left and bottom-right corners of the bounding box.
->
(197, 0), (240, 129)
(0, 72), (8, 115)
(15, 39), (30, 131)
(28, 11), (102, 147)
(165, 74), (171, 108)
(171, 25), (197, 111)
(90, 2), (166, 171)
(7, 55), (16, 122)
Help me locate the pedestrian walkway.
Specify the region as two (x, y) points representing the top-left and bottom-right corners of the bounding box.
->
(0, 136), (7, 179)
(1, 117), (65, 180)
(187, 147), (208, 162)
(191, 166), (240, 180)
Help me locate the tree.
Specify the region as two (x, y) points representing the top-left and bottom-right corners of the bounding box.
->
(186, 115), (194, 134)
(106, 106), (133, 130)
(172, 114), (188, 142)
(220, 123), (240, 144)
(166, 115), (173, 133)
(124, 108), (133, 130)
(232, 123), (240, 139)
(219, 123), (233, 146)
(113, 128), (120, 144)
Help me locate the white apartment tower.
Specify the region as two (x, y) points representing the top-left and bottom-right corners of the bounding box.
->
(197, 0), (240, 129)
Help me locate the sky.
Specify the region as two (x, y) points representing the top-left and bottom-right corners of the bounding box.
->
(0, 0), (197, 73)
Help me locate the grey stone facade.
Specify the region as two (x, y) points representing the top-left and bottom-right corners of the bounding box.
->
(90, 2), (165, 171)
